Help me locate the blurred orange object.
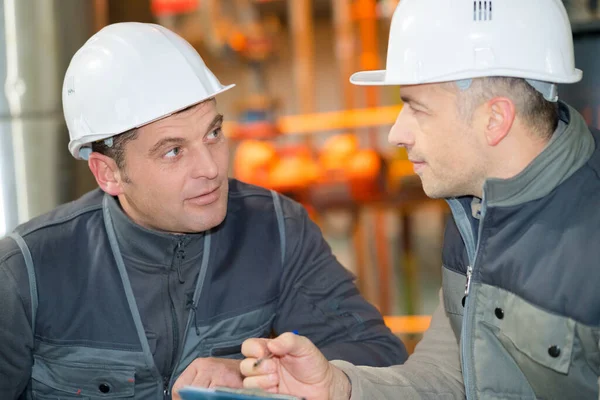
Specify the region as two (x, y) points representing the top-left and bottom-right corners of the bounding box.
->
(268, 156), (320, 192)
(277, 144), (312, 159)
(232, 121), (279, 140)
(322, 133), (359, 154)
(233, 140), (278, 186)
(388, 159), (417, 193)
(151, 0), (198, 16)
(383, 315), (431, 334)
(319, 133), (360, 173)
(348, 150), (385, 202)
(347, 149), (382, 179)
(228, 31), (247, 52)
(389, 159), (414, 178)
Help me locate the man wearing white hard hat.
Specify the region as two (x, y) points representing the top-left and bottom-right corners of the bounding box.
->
(240, 0), (600, 398)
(0, 23), (408, 399)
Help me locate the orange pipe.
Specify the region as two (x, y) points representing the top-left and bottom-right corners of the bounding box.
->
(332, 0), (356, 109)
(354, 0), (380, 146)
(94, 0), (109, 32)
(288, 1), (316, 117)
(383, 315), (431, 335)
(354, 0), (392, 315)
(279, 105), (402, 134)
(223, 105), (402, 137)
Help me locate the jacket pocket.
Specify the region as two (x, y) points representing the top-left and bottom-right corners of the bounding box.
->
(442, 266), (466, 338)
(210, 343), (243, 358)
(31, 355), (136, 399)
(33, 392), (90, 400)
(34, 394), (90, 400)
(481, 287), (575, 374)
(206, 314), (277, 359)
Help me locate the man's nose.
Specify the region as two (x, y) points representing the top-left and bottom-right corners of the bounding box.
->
(191, 145), (219, 179)
(388, 107), (415, 148)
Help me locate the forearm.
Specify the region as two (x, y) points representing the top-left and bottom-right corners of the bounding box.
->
(330, 291), (465, 400)
(320, 337), (407, 367)
(332, 359), (464, 400)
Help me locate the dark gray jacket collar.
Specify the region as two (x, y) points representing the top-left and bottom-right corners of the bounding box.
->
(483, 102), (595, 207)
(105, 195), (206, 267)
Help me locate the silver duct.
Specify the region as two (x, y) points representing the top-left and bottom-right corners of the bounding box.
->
(0, 0), (95, 237)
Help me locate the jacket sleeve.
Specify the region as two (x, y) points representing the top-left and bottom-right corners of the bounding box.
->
(331, 289), (465, 399)
(0, 238), (34, 399)
(273, 196), (408, 367)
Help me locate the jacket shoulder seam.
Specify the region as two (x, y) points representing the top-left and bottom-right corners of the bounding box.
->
(0, 257), (30, 322)
(19, 204), (103, 237)
(0, 248), (24, 267)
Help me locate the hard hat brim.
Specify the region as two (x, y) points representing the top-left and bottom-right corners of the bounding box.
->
(350, 69), (584, 87)
(68, 83), (236, 160)
(350, 70), (387, 86)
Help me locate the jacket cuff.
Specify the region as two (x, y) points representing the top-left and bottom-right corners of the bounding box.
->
(330, 360), (362, 400)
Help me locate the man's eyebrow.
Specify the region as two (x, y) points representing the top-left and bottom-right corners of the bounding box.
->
(401, 95), (429, 109)
(148, 115), (224, 156)
(206, 114), (224, 134)
(148, 137), (186, 156)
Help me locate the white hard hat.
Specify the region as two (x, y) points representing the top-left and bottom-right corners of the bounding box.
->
(63, 22), (235, 160)
(351, 0), (582, 88)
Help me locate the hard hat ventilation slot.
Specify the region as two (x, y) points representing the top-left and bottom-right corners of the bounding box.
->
(473, 1), (492, 21)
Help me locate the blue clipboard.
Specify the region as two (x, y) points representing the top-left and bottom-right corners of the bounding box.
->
(177, 386), (305, 400)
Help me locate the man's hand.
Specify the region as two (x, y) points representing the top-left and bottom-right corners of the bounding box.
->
(172, 357), (244, 399)
(239, 332), (352, 400)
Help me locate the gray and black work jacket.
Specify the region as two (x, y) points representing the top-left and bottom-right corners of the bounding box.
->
(334, 102), (600, 399)
(0, 179), (407, 399)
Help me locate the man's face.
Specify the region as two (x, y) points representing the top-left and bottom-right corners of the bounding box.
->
(117, 100), (229, 233)
(389, 83), (486, 198)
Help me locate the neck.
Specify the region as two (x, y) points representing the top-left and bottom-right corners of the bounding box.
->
(485, 128), (551, 185)
(117, 193), (172, 234)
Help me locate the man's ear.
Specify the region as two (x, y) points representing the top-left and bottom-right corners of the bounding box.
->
(88, 152), (125, 196)
(484, 97), (516, 146)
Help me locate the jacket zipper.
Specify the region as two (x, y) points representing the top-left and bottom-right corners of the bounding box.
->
(165, 232), (211, 399)
(165, 240), (186, 398)
(464, 266), (473, 298)
(458, 194), (486, 400)
(163, 376), (170, 399)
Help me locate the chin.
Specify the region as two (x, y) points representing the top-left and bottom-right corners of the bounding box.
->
(188, 204), (228, 232)
(423, 183), (465, 200)
(421, 181), (448, 199)
(422, 189), (444, 199)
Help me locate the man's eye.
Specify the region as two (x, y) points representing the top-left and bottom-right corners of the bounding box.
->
(207, 128), (222, 140)
(165, 147), (181, 158)
(409, 104), (424, 114)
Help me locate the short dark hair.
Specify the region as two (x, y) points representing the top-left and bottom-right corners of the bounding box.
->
(455, 77), (559, 140)
(91, 128), (139, 170)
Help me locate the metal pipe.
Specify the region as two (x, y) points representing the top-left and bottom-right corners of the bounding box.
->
(0, 0), (95, 237)
(332, 0), (355, 109)
(288, 0), (315, 116)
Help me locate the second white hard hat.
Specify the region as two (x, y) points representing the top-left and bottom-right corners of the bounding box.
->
(350, 0), (582, 87)
(63, 22), (235, 160)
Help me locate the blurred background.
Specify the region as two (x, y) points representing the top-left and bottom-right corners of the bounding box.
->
(1, 0), (599, 353)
